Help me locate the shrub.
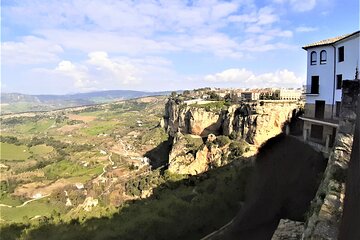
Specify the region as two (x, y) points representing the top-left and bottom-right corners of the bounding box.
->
(183, 135), (203, 151)
(141, 127), (168, 145)
(214, 135), (231, 147)
(229, 131), (238, 140)
(229, 140), (248, 158)
(190, 101), (226, 112)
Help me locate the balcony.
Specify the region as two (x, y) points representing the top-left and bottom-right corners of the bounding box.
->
(304, 84), (320, 95)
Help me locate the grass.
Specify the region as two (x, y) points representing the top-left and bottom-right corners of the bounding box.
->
(0, 143), (31, 161)
(141, 127), (168, 145)
(0, 102), (52, 114)
(66, 175), (94, 184)
(0, 194), (23, 206)
(30, 145), (54, 156)
(189, 101), (226, 111)
(81, 120), (119, 136)
(0, 198), (56, 223)
(78, 111), (104, 117)
(183, 134), (204, 150)
(14, 119), (55, 134)
(43, 160), (103, 179)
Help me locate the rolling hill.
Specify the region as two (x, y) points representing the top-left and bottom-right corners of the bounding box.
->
(1, 90), (172, 114)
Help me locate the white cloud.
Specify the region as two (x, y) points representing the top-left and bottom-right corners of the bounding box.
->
(2, 36), (63, 65)
(54, 60), (90, 88)
(3, 0), (293, 59)
(228, 6), (279, 27)
(273, 0), (318, 12)
(87, 51), (140, 85)
(296, 26), (318, 32)
(33, 52), (178, 92)
(257, 7), (279, 25)
(290, 0), (317, 12)
(2, 0), (307, 94)
(204, 68), (304, 88)
(205, 69), (254, 83)
(3, 0), (240, 34)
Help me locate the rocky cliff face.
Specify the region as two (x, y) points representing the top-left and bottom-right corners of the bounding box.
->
(164, 99), (302, 175)
(167, 133), (234, 175)
(302, 80), (359, 239)
(164, 99), (223, 137)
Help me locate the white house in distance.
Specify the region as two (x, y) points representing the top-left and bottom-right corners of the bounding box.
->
(300, 30), (360, 150)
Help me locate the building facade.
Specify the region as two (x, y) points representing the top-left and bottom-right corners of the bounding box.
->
(301, 31), (360, 150)
(277, 88), (302, 100)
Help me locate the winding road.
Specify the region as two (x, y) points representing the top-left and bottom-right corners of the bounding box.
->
(0, 194), (51, 208)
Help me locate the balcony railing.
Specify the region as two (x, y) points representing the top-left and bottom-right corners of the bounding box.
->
(304, 84), (320, 95)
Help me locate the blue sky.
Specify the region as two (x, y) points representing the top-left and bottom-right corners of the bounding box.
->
(1, 0), (359, 94)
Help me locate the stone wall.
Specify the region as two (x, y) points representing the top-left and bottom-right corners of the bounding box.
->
(304, 103), (339, 120)
(303, 121), (335, 146)
(302, 80), (359, 239)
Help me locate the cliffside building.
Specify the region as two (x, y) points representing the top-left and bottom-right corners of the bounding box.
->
(277, 88), (302, 100)
(301, 31), (360, 150)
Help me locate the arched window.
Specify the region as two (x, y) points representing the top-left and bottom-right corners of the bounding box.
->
(311, 51), (317, 65)
(320, 50), (327, 64)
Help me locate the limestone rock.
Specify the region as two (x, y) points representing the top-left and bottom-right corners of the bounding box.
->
(168, 133), (228, 175)
(164, 99), (302, 175)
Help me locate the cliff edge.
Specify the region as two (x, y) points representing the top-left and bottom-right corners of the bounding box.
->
(163, 99), (302, 175)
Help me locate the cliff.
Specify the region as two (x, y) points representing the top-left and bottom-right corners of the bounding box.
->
(164, 99), (302, 175)
(303, 80), (360, 239)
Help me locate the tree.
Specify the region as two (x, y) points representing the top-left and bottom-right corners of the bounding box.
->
(183, 90), (190, 96)
(208, 91), (221, 101)
(171, 91), (177, 97)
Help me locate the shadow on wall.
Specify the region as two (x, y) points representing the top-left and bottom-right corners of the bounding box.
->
(200, 122), (223, 137)
(288, 108), (304, 136)
(209, 134), (327, 240)
(339, 95), (360, 240)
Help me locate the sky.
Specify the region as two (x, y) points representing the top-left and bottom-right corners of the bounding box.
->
(1, 0), (359, 94)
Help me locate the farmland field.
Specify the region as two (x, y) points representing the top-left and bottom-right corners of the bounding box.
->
(0, 96), (169, 225)
(0, 143), (31, 161)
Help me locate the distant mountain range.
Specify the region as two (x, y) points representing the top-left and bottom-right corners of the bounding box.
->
(1, 90), (172, 114)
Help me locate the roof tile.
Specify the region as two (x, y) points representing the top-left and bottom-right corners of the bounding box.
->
(302, 31), (360, 49)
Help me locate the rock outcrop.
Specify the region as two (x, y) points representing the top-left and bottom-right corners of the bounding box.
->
(164, 99), (223, 137)
(164, 99), (302, 174)
(164, 99), (301, 146)
(168, 133), (227, 175)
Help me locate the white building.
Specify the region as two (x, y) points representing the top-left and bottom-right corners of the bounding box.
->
(277, 88), (302, 101)
(301, 31), (360, 149)
(241, 91), (260, 101)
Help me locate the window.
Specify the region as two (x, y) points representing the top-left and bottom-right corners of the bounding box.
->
(311, 51), (317, 65)
(311, 124), (323, 140)
(338, 46), (344, 62)
(336, 74), (342, 89)
(320, 50), (327, 64)
(311, 76), (319, 94)
(336, 101), (341, 117)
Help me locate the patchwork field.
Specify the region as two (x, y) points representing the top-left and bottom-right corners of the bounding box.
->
(0, 96), (168, 223)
